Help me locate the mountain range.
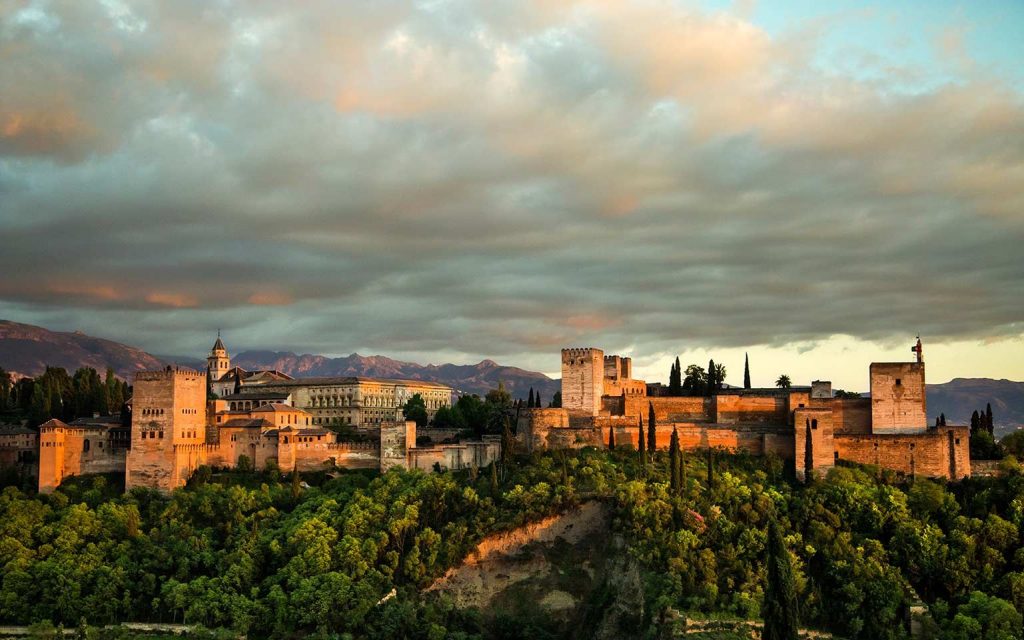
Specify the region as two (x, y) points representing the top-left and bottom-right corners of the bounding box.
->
(0, 320), (559, 399)
(1, 319), (1021, 430)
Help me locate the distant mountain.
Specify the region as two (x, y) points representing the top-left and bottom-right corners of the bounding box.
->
(232, 350), (560, 400)
(927, 378), (1024, 437)
(0, 319), (166, 379)
(0, 320), (560, 400)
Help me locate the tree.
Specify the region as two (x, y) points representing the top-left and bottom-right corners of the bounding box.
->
(775, 374), (792, 389)
(647, 403), (656, 454)
(402, 394), (429, 428)
(762, 518), (799, 640)
(803, 419), (813, 482)
(0, 367), (11, 409)
(669, 428), (680, 493)
(706, 359), (716, 397)
(608, 424), (615, 450)
(669, 357), (682, 396)
(486, 382), (514, 433)
(105, 368), (123, 412)
(706, 447), (714, 491)
(535, 392), (541, 408)
(971, 410), (981, 436)
(682, 364), (707, 395)
(939, 412), (946, 426)
(637, 416), (646, 466)
(527, 388), (535, 408)
(985, 403), (994, 436)
(744, 353), (751, 389)
(500, 417), (515, 476)
(550, 391), (561, 408)
(713, 362), (726, 390)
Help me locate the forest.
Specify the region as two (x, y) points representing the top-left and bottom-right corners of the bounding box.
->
(1, 443), (1024, 639)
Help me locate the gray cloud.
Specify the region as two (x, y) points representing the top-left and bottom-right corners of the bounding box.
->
(1, 0), (1023, 372)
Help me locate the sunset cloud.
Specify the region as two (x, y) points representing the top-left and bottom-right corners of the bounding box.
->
(0, 0), (1022, 383)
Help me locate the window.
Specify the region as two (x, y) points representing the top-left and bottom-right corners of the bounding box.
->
(834, 451), (839, 461)
(811, 419), (818, 430)
(895, 378), (902, 386)
(83, 439), (90, 452)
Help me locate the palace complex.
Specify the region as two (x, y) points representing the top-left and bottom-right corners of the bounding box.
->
(518, 338), (970, 480)
(2, 335), (972, 493)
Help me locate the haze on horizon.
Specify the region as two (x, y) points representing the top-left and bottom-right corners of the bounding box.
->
(1, 0), (1022, 391)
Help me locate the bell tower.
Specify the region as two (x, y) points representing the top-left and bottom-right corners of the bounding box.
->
(207, 332), (230, 381)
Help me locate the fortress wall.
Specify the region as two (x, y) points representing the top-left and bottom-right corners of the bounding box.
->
(835, 426), (970, 480)
(625, 396), (710, 422)
(410, 440), (500, 472)
(764, 433), (796, 459)
(294, 441), (379, 471)
(715, 395), (788, 425)
(833, 399), (871, 434)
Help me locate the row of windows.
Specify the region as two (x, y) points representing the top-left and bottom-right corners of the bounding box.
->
(141, 431), (164, 439)
(141, 408), (165, 416)
(181, 408), (199, 415)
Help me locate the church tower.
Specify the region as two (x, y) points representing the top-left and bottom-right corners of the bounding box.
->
(207, 333), (230, 381)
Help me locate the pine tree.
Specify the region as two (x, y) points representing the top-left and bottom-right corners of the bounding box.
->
(608, 424), (615, 450)
(762, 518), (799, 640)
(744, 353), (751, 389)
(647, 402), (657, 454)
(669, 428), (680, 493)
(638, 416), (646, 466)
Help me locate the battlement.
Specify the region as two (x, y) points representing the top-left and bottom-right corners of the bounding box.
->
(134, 368), (206, 383)
(562, 347), (603, 361)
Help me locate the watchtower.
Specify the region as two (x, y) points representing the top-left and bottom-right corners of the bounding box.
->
(561, 348), (604, 416)
(869, 339), (927, 434)
(126, 367), (207, 491)
(207, 333), (230, 381)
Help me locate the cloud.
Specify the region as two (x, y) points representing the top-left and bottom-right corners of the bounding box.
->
(0, 0), (1022, 374)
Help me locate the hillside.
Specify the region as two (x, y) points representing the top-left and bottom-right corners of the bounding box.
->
(0, 320), (165, 379)
(231, 350), (560, 399)
(927, 378), (1024, 436)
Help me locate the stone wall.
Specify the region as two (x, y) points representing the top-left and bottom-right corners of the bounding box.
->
(38, 422), (127, 493)
(410, 438), (500, 472)
(870, 363), (927, 433)
(624, 396), (711, 423)
(835, 426), (970, 479)
(833, 398), (871, 434)
(380, 420), (416, 471)
(715, 395), (789, 425)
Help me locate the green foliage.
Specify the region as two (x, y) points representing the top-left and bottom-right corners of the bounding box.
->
(3, 447), (1024, 640)
(775, 375), (792, 389)
(1001, 431), (1024, 459)
(402, 393), (429, 428)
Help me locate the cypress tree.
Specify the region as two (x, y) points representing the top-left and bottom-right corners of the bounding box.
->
(500, 417), (515, 475)
(706, 359), (716, 396)
(638, 416), (646, 466)
(706, 447), (714, 491)
(608, 424), (615, 450)
(528, 388), (535, 408)
(647, 402), (657, 454)
(536, 392), (542, 408)
(940, 412), (946, 426)
(490, 462), (499, 495)
(803, 419), (813, 482)
(762, 518), (799, 640)
(970, 410), (980, 435)
(986, 403), (994, 435)
(744, 353), (751, 389)
(669, 428), (680, 493)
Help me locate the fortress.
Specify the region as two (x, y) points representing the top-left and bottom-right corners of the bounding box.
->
(4, 336), (972, 493)
(518, 339), (970, 480)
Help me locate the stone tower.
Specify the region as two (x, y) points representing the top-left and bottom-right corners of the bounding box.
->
(207, 333), (230, 382)
(561, 348), (604, 416)
(125, 367), (207, 492)
(869, 338), (927, 434)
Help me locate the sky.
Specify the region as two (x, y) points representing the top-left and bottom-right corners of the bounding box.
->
(1, 0), (1023, 390)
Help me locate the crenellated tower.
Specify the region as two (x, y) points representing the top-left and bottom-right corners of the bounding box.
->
(561, 348), (605, 416)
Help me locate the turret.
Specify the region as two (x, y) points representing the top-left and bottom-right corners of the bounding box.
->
(207, 332), (231, 381)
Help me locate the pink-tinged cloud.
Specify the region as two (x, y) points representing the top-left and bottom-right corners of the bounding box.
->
(145, 292), (199, 308)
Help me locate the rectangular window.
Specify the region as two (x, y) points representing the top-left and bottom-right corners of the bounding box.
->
(895, 379), (902, 386)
